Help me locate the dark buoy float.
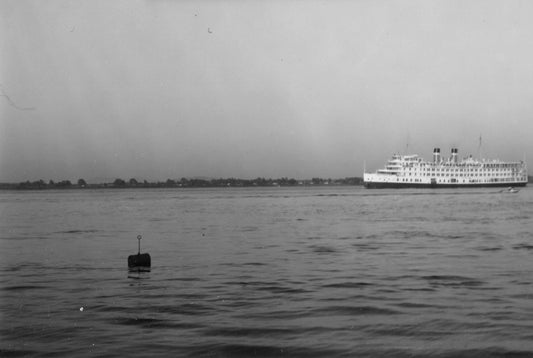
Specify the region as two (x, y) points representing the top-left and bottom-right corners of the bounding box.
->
(128, 235), (151, 270)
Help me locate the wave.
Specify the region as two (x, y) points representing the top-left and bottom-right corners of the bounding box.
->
(475, 246), (504, 252)
(188, 343), (346, 358)
(513, 243), (533, 251)
(322, 281), (373, 289)
(0, 349), (42, 357)
(1, 285), (47, 291)
(310, 305), (400, 316)
(309, 244), (337, 253)
(421, 275), (486, 288)
(201, 326), (292, 338)
(56, 229), (99, 234)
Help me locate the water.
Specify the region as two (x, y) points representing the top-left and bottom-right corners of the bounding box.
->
(1, 186), (532, 357)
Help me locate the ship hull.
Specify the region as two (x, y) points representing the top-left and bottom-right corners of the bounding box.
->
(364, 181), (528, 189)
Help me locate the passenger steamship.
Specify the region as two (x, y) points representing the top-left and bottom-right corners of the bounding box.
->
(364, 148), (528, 188)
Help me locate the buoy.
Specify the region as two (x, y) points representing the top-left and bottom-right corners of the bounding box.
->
(128, 235), (151, 269)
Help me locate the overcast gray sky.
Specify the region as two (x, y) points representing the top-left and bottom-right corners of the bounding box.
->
(1, 0), (532, 182)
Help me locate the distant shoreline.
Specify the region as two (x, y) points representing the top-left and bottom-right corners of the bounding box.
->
(0, 177), (364, 190)
(3, 175), (532, 190)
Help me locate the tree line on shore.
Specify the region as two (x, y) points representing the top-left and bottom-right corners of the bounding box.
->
(0, 177), (364, 190)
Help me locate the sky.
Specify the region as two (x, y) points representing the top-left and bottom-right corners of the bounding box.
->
(1, 0), (533, 182)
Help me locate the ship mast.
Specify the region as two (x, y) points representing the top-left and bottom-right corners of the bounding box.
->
(477, 134), (482, 160)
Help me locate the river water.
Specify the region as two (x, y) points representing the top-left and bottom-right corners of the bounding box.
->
(1, 186), (532, 357)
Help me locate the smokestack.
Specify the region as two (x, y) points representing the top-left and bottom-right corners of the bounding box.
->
(451, 148), (458, 164)
(433, 148), (441, 163)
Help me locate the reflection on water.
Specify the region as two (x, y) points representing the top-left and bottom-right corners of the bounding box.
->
(128, 268), (151, 279)
(1, 187), (533, 357)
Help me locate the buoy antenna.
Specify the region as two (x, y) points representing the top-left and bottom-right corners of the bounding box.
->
(137, 235), (142, 254)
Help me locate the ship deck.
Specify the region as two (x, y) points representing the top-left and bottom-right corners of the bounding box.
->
(364, 181), (528, 189)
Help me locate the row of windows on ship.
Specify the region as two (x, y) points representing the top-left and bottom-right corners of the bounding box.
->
(401, 162), (523, 168)
(397, 172), (525, 178)
(400, 167), (520, 174)
(395, 170), (523, 177)
(397, 177), (522, 183)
